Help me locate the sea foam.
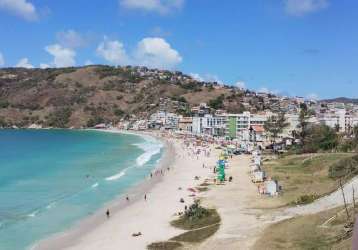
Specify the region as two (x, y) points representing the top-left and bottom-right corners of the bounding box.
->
(134, 136), (163, 166)
(105, 170), (126, 181)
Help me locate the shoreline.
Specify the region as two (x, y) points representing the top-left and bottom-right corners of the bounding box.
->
(32, 129), (171, 250)
(34, 129), (220, 250)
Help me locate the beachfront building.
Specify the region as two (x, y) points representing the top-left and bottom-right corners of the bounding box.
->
(148, 111), (180, 130)
(225, 112), (268, 142)
(192, 114), (226, 137)
(178, 116), (193, 132)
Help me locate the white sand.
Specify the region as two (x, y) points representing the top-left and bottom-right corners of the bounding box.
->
(197, 155), (268, 250)
(34, 131), (220, 250)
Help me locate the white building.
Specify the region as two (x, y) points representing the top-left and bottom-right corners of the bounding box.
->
(318, 108), (358, 133)
(192, 115), (226, 136)
(149, 111), (180, 129)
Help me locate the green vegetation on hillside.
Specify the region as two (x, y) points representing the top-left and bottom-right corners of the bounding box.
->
(0, 66), (262, 128)
(208, 94), (225, 109)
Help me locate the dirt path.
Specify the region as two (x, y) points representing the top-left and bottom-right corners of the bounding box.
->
(197, 155), (271, 250)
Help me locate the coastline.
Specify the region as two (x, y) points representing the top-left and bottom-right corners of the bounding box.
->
(32, 129), (171, 250)
(33, 129), (220, 250)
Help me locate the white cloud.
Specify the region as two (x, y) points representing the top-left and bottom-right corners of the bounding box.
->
(84, 60), (93, 66)
(307, 93), (319, 100)
(45, 44), (76, 67)
(189, 73), (224, 84)
(39, 63), (50, 69)
(96, 37), (129, 65)
(284, 0), (328, 16)
(258, 87), (279, 95)
(96, 37), (182, 70)
(235, 81), (246, 89)
(120, 0), (184, 14)
(134, 37), (182, 69)
(189, 73), (204, 82)
(56, 30), (88, 49)
(0, 0), (37, 21)
(16, 57), (34, 68)
(0, 52), (4, 66)
(258, 87), (270, 94)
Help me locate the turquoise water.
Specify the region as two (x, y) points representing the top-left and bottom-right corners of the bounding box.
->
(0, 129), (163, 250)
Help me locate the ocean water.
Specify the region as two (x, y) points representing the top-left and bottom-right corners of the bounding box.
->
(0, 129), (163, 250)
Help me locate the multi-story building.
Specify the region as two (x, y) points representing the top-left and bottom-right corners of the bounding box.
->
(318, 108), (358, 133)
(192, 115), (226, 136)
(148, 111), (180, 129)
(225, 112), (268, 141)
(178, 116), (193, 132)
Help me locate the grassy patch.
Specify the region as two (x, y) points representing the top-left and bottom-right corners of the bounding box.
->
(329, 154), (358, 180)
(148, 203), (221, 248)
(147, 241), (183, 250)
(253, 207), (353, 250)
(171, 204), (220, 230)
(261, 153), (355, 206)
(170, 223), (220, 243)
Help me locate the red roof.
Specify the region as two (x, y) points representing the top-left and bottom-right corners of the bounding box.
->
(251, 125), (265, 133)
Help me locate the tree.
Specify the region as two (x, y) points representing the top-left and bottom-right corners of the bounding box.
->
(298, 103), (310, 146)
(264, 112), (289, 149)
(335, 123), (340, 133)
(302, 124), (339, 153)
(353, 125), (358, 141)
(208, 94), (225, 110)
(47, 107), (72, 128)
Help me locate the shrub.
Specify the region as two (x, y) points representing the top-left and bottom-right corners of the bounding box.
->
(302, 125), (339, 153)
(87, 116), (105, 127)
(292, 194), (319, 205)
(114, 108), (125, 117)
(208, 94), (225, 109)
(0, 100), (10, 108)
(329, 155), (358, 179)
(47, 107), (72, 128)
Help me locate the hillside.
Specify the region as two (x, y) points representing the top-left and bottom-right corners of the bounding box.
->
(321, 97), (358, 104)
(0, 65), (267, 128)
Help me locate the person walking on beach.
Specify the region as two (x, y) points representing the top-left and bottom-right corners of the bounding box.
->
(144, 194), (147, 201)
(106, 209), (110, 219)
(126, 195), (129, 202)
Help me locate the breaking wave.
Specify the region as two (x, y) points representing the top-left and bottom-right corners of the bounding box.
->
(105, 169), (126, 181)
(134, 136), (163, 167)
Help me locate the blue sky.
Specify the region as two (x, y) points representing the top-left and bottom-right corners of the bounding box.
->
(0, 0), (357, 99)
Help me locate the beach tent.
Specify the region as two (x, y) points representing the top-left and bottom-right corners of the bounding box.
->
(250, 164), (260, 172)
(254, 157), (261, 166)
(252, 171), (265, 183)
(265, 180), (279, 196)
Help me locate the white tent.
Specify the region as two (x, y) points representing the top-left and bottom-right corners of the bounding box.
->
(265, 180), (278, 196)
(253, 171), (265, 183)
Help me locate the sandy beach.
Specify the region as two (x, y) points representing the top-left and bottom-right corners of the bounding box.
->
(34, 130), (220, 250)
